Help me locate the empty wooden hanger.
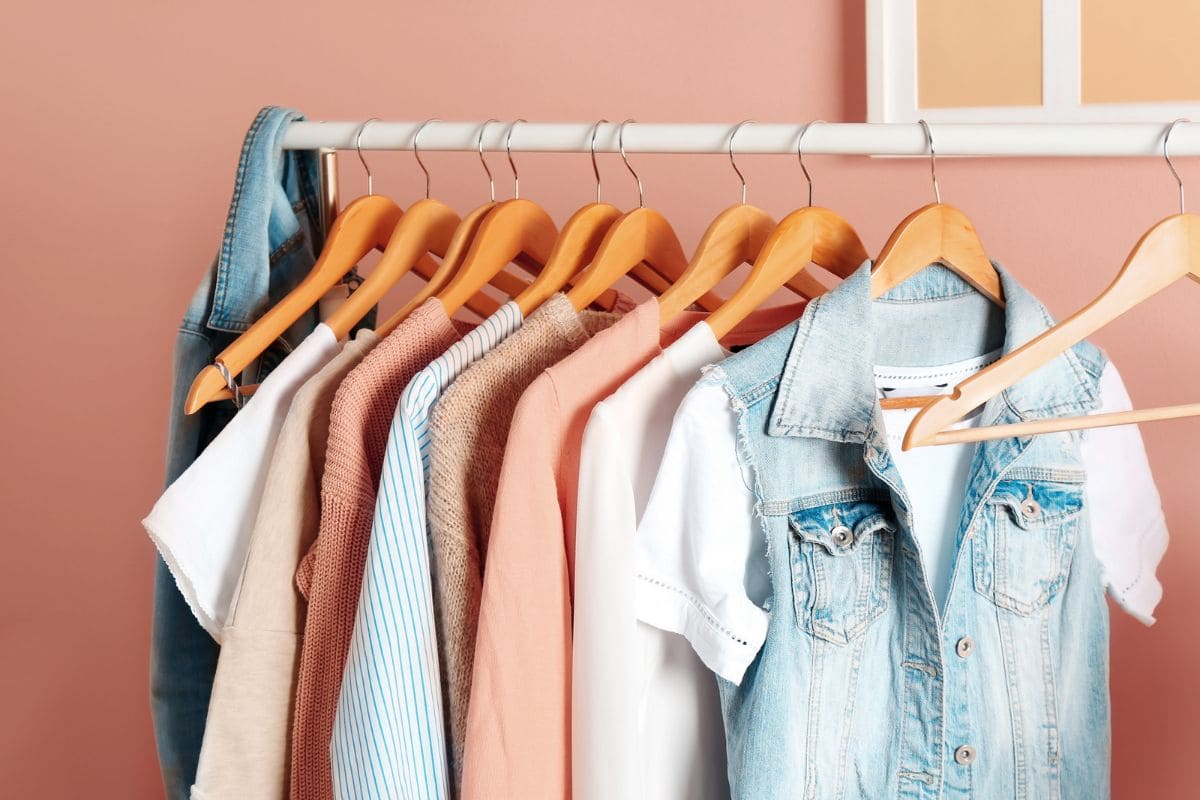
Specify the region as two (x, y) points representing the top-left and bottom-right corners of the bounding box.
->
(567, 120), (723, 312)
(903, 119), (1200, 449)
(185, 120), (440, 414)
(706, 121), (868, 340)
(436, 120), (559, 316)
(657, 121), (777, 324)
(872, 120), (1005, 412)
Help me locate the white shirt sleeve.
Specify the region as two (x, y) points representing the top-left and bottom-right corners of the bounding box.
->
(1082, 362), (1169, 625)
(635, 376), (769, 685)
(142, 325), (340, 640)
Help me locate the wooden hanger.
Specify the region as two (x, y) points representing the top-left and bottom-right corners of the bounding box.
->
(656, 123), (776, 324)
(435, 121), (562, 316)
(705, 123), (868, 340)
(566, 120), (722, 312)
(513, 121), (669, 315)
(904, 121), (1200, 448)
(510, 122), (623, 315)
(376, 120), (546, 335)
(324, 194), (460, 337)
(185, 188), (430, 414)
(871, 122), (1004, 412)
(656, 203), (773, 321)
(706, 208), (868, 339)
(191, 118), (518, 412)
(437, 197), (557, 315)
(513, 202), (623, 315)
(376, 201), (491, 336)
(870, 203), (1004, 304)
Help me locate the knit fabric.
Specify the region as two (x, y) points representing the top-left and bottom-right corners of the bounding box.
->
(290, 300), (470, 800)
(425, 291), (633, 786)
(193, 329), (378, 800)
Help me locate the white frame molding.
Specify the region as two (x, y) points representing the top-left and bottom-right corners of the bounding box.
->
(867, 0), (1200, 123)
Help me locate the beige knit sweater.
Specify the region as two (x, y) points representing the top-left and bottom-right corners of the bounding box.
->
(193, 329), (378, 800)
(291, 300), (470, 800)
(426, 291), (633, 787)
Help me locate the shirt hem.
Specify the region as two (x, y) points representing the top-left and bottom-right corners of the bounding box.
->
(143, 515), (223, 642)
(1107, 512), (1169, 626)
(634, 573), (766, 685)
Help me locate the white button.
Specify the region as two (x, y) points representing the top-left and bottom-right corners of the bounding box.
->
(956, 637), (975, 658)
(954, 745), (976, 765)
(831, 525), (853, 547)
(1021, 499), (1041, 520)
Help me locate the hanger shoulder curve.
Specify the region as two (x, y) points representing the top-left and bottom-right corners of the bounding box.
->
(903, 212), (1200, 449)
(514, 202), (621, 316)
(566, 207), (688, 311)
(705, 205), (867, 340)
(185, 194), (404, 414)
(375, 201), (496, 336)
(324, 198), (461, 339)
(437, 198), (557, 317)
(871, 203), (1003, 305)
(656, 204), (775, 323)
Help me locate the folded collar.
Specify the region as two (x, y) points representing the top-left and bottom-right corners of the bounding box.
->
(768, 260), (1101, 442)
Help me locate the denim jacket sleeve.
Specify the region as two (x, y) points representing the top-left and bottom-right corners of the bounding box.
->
(151, 106), (323, 800)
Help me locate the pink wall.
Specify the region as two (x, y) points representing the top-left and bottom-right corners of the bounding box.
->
(2, 2), (1197, 796)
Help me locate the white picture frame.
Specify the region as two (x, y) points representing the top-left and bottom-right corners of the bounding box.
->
(867, 0), (1200, 123)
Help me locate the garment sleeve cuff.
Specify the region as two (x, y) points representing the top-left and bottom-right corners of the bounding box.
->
(1106, 512), (1169, 626)
(634, 571), (767, 685)
(143, 512), (223, 641)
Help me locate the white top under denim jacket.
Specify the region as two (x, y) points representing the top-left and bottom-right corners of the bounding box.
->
(637, 262), (1168, 800)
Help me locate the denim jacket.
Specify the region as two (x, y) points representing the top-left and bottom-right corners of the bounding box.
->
(152, 106), (324, 799)
(710, 263), (1118, 799)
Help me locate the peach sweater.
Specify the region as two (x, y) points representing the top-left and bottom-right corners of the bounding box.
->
(290, 300), (469, 800)
(460, 299), (666, 799)
(425, 292), (633, 788)
(464, 300), (804, 799)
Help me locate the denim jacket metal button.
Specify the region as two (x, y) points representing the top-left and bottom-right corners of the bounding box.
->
(710, 262), (1113, 800)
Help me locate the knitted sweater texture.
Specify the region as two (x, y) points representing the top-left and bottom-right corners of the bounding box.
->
(290, 300), (468, 800)
(425, 292), (632, 786)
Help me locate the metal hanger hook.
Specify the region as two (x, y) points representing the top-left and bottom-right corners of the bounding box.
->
(506, 119), (527, 199)
(918, 119), (941, 204)
(797, 119), (825, 207)
(412, 118), (440, 200)
(1163, 118), (1190, 214)
(728, 120), (754, 205)
(354, 117), (381, 196)
(477, 119), (499, 202)
(618, 119), (644, 208)
(590, 119), (609, 204)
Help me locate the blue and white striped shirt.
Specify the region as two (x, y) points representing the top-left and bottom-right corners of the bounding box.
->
(331, 302), (523, 800)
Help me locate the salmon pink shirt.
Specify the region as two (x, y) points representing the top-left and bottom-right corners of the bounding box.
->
(462, 299), (802, 799)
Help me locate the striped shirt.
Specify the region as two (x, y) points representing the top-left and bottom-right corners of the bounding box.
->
(331, 302), (523, 800)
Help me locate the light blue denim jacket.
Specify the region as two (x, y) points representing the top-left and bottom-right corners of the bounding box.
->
(152, 106), (327, 799)
(711, 263), (1113, 799)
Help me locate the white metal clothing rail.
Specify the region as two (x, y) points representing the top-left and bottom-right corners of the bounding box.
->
(282, 120), (1200, 157)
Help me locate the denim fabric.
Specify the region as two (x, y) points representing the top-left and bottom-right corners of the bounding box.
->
(152, 106), (326, 800)
(709, 262), (1110, 799)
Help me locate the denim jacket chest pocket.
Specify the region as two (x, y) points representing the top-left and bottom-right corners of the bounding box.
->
(787, 500), (897, 645)
(972, 475), (1085, 616)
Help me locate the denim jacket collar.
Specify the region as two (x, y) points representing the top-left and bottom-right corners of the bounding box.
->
(767, 259), (1100, 443)
(208, 106), (321, 331)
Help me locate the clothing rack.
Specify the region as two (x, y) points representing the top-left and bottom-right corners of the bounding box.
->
(284, 120), (1200, 157)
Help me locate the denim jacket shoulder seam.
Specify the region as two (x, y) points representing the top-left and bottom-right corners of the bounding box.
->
(213, 107), (271, 325)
